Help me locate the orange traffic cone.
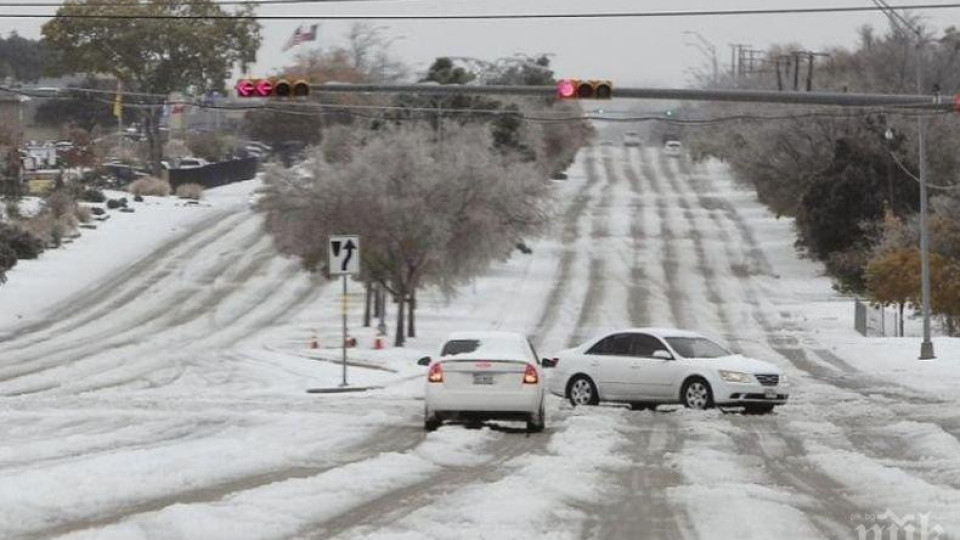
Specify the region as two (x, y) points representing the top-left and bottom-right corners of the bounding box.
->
(374, 334), (385, 350)
(310, 331), (319, 349)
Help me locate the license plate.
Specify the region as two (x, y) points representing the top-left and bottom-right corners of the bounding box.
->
(765, 389), (778, 399)
(473, 374), (494, 385)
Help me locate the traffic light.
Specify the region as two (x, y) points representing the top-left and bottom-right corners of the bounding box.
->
(556, 79), (613, 100)
(235, 78), (309, 98)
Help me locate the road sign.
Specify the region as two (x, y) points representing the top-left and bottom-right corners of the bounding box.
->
(329, 235), (360, 275)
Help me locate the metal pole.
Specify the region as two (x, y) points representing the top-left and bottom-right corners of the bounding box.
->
(342, 274), (349, 385)
(918, 42), (935, 359)
(308, 83), (947, 109)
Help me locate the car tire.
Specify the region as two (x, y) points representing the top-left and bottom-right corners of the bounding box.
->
(629, 403), (657, 411)
(424, 407), (441, 431)
(681, 378), (714, 410)
(743, 404), (776, 415)
(527, 403), (545, 433)
(568, 375), (599, 407)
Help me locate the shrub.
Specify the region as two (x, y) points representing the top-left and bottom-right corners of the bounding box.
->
(128, 177), (171, 197)
(81, 189), (106, 203)
(90, 207), (106, 216)
(175, 183), (204, 200)
(76, 205), (92, 224)
(4, 199), (21, 220)
(0, 242), (16, 284)
(106, 199), (122, 210)
(0, 224), (44, 259)
(134, 195), (144, 202)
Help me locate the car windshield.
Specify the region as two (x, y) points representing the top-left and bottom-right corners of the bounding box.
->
(440, 339), (480, 356)
(665, 337), (731, 359)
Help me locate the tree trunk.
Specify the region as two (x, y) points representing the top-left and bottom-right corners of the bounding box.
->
(373, 284), (382, 318)
(407, 291), (416, 338)
(143, 108), (164, 176)
(899, 302), (905, 337)
(378, 288), (387, 334)
(394, 293), (406, 347)
(363, 281), (372, 327)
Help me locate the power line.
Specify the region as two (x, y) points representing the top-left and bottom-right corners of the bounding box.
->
(3, 2), (960, 20)
(0, 0), (403, 5)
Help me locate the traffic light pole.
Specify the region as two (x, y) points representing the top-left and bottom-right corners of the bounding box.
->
(308, 83), (954, 111)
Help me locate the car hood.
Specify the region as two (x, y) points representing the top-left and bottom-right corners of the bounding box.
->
(687, 354), (781, 374)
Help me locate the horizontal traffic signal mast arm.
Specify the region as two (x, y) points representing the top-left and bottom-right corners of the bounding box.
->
(308, 83), (955, 110)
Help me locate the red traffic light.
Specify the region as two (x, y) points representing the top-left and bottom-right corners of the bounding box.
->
(236, 79), (256, 97)
(557, 79), (577, 99)
(235, 78), (309, 98)
(557, 79), (613, 100)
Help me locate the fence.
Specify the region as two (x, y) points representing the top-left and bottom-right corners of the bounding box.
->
(854, 298), (902, 337)
(166, 157), (258, 191)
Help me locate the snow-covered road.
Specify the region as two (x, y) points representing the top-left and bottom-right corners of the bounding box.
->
(1, 143), (959, 540)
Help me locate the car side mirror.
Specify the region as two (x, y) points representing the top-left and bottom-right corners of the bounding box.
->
(417, 356), (432, 366)
(541, 358), (557, 368)
(652, 350), (674, 360)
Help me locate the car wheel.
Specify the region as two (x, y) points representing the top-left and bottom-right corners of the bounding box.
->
(527, 403), (545, 433)
(424, 407), (441, 431)
(629, 403), (657, 411)
(681, 378), (714, 410)
(743, 404), (775, 415)
(568, 376), (599, 407)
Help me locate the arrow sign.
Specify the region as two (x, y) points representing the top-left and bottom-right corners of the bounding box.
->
(328, 235), (360, 275)
(235, 79), (255, 97)
(255, 79), (273, 97)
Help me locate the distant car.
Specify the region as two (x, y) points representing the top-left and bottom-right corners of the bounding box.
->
(175, 157), (209, 169)
(623, 131), (641, 147)
(546, 328), (789, 415)
(420, 331), (547, 432)
(663, 140), (683, 157)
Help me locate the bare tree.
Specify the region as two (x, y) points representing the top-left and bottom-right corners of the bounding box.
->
(258, 123), (552, 346)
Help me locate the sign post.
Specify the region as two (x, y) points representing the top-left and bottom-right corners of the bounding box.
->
(328, 235), (360, 387)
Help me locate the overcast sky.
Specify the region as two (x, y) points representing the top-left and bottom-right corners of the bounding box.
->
(4, 0), (960, 87)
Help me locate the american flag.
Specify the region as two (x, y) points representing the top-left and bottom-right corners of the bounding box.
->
(282, 24), (318, 52)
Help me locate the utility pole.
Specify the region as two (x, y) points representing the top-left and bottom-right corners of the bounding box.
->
(869, 0), (935, 359)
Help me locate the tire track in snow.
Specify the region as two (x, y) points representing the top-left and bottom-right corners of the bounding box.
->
(568, 148), (618, 346)
(0, 229), (286, 393)
(21, 425), (428, 540)
(305, 428), (553, 540)
(621, 147), (651, 326)
(0, 209), (247, 351)
(660, 156), (877, 538)
(673, 157), (960, 534)
(0, 214), (268, 372)
(580, 414), (694, 540)
(535, 148), (607, 352)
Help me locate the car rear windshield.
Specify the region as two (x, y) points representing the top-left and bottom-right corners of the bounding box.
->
(441, 339), (480, 356)
(664, 337), (730, 359)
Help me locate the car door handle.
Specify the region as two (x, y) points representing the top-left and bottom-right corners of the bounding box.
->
(590, 360), (599, 367)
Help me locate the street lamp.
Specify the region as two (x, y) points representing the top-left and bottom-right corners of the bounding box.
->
(872, 0), (935, 359)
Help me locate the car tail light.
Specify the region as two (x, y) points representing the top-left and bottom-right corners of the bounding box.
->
(523, 364), (538, 384)
(428, 363), (443, 383)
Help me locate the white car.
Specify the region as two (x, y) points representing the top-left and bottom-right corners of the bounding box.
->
(546, 328), (789, 414)
(419, 331), (546, 432)
(663, 140), (683, 157)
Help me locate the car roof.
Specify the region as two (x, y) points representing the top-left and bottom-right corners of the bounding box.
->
(439, 351), (532, 363)
(608, 327), (705, 339)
